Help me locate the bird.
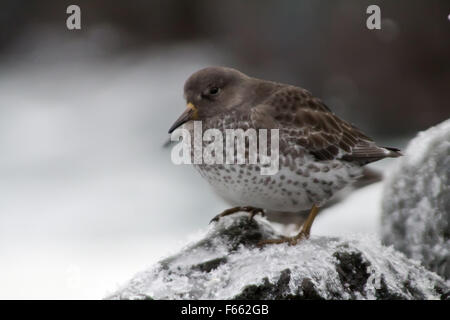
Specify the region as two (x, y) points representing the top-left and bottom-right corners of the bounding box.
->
(168, 67), (401, 246)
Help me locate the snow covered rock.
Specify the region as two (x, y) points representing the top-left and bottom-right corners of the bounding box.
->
(381, 119), (450, 279)
(108, 214), (448, 300)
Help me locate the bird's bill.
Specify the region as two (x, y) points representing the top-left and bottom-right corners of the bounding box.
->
(168, 102), (198, 134)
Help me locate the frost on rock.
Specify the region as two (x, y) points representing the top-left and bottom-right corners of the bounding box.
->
(382, 118), (450, 279)
(108, 214), (448, 300)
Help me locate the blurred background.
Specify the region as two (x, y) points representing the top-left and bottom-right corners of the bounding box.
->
(0, 0), (449, 299)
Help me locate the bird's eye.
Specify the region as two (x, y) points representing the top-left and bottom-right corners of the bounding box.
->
(208, 87), (220, 95)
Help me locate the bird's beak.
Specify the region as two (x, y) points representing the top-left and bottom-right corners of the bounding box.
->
(168, 102), (198, 134)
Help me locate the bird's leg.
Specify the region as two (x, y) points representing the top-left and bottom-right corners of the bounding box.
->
(293, 204), (319, 242)
(258, 205), (320, 246)
(210, 206), (265, 224)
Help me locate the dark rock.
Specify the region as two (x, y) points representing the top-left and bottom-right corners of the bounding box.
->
(193, 257), (228, 273)
(334, 251), (371, 297)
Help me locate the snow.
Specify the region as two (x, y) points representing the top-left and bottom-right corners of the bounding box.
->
(382, 118), (450, 279)
(109, 214), (447, 300)
(402, 118), (450, 167)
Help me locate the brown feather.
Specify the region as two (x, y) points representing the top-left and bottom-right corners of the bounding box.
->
(251, 86), (401, 164)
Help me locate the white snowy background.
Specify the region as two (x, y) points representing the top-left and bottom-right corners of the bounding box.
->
(0, 29), (405, 299)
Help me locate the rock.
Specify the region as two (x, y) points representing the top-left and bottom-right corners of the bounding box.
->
(108, 214), (448, 300)
(381, 119), (450, 279)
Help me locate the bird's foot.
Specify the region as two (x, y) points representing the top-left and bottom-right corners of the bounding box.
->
(210, 206), (265, 224)
(257, 230), (309, 247)
(257, 205), (319, 247)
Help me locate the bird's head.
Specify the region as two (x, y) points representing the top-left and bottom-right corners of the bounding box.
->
(168, 67), (250, 133)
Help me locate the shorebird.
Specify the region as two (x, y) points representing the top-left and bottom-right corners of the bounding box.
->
(168, 67), (401, 245)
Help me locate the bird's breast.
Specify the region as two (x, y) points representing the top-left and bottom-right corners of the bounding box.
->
(193, 155), (362, 212)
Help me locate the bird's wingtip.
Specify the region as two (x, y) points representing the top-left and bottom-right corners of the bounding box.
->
(384, 146), (403, 157)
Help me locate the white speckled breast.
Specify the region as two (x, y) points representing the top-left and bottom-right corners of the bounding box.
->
(194, 154), (362, 212)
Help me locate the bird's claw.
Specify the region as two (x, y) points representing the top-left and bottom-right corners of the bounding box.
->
(209, 206), (265, 224)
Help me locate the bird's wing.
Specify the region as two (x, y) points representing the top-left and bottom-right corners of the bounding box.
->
(250, 86), (400, 163)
